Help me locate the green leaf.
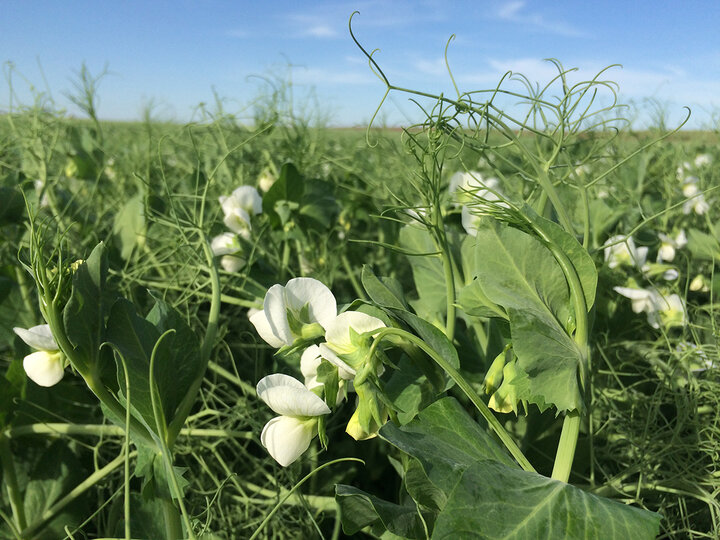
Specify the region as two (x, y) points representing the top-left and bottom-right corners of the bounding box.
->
(384, 356), (437, 424)
(380, 398), (517, 494)
(106, 298), (161, 431)
(0, 186), (24, 225)
(63, 242), (111, 366)
(23, 441), (87, 539)
(687, 228), (720, 260)
(145, 296), (202, 421)
(361, 266), (409, 310)
(0, 358), (25, 428)
(394, 311), (459, 391)
(135, 443), (190, 500)
(432, 460), (660, 539)
(106, 297), (200, 433)
(399, 225), (446, 320)
(112, 194), (146, 260)
(335, 484), (427, 539)
(380, 397), (661, 539)
(522, 205), (598, 311)
(298, 178), (340, 229)
(262, 162), (305, 228)
(473, 220), (583, 412)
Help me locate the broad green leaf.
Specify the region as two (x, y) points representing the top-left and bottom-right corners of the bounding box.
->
(0, 186), (24, 225)
(298, 178), (340, 229)
(107, 297), (200, 432)
(63, 242), (111, 366)
(145, 296), (202, 421)
(380, 397), (661, 540)
(262, 162), (305, 228)
(23, 441), (87, 539)
(109, 494), (166, 539)
(394, 311), (459, 391)
(399, 224), (446, 320)
(687, 228), (720, 260)
(384, 356), (437, 424)
(456, 279), (505, 319)
(112, 193), (146, 260)
(432, 460), (661, 539)
(361, 265), (409, 310)
(380, 398), (516, 494)
(522, 205), (598, 310)
(473, 220), (583, 412)
(335, 484), (427, 539)
(106, 298), (161, 430)
(0, 358), (25, 428)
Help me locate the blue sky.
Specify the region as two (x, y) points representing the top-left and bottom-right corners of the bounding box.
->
(2, 1), (719, 128)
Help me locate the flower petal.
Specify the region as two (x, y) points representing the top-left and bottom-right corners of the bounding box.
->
(23, 351), (65, 387)
(324, 311), (385, 354)
(249, 309), (286, 348)
(263, 284), (294, 346)
(231, 186), (263, 215)
(13, 325), (58, 351)
(256, 374), (331, 416)
(283, 278), (337, 329)
(461, 206), (479, 236)
(260, 416), (314, 467)
(318, 344), (356, 379)
(220, 255), (246, 273)
(300, 345), (323, 388)
(211, 233), (241, 256)
(223, 207), (252, 236)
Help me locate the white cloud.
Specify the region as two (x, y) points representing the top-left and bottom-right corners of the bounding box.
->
(303, 24), (339, 39)
(493, 1), (586, 38)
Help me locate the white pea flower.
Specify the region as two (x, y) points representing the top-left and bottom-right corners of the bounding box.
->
(461, 205), (481, 236)
(256, 374), (331, 467)
(694, 153), (712, 168)
(682, 190), (710, 215)
(676, 162), (692, 181)
(319, 311), (386, 379)
(13, 325), (66, 387)
(614, 287), (661, 315)
(657, 230), (687, 263)
(301, 345), (348, 403)
(219, 186), (262, 238)
(604, 235), (648, 269)
(689, 274), (710, 292)
(449, 171), (503, 206)
(614, 287), (686, 329)
(656, 293), (687, 328)
(682, 178), (700, 197)
(257, 169), (276, 193)
(211, 232), (246, 272)
(250, 277), (337, 348)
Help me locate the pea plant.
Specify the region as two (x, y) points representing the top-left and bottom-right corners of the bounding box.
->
(1, 17), (718, 540)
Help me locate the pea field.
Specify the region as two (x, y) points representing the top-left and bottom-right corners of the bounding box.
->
(0, 45), (719, 539)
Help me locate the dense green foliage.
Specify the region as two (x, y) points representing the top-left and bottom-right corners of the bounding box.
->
(0, 62), (719, 539)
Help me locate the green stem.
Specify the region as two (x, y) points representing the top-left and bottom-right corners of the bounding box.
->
(0, 435), (26, 531)
(550, 411), (581, 481)
(340, 254), (367, 301)
(437, 233), (456, 341)
(4, 423), (252, 440)
(371, 327), (535, 472)
(161, 498), (183, 540)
